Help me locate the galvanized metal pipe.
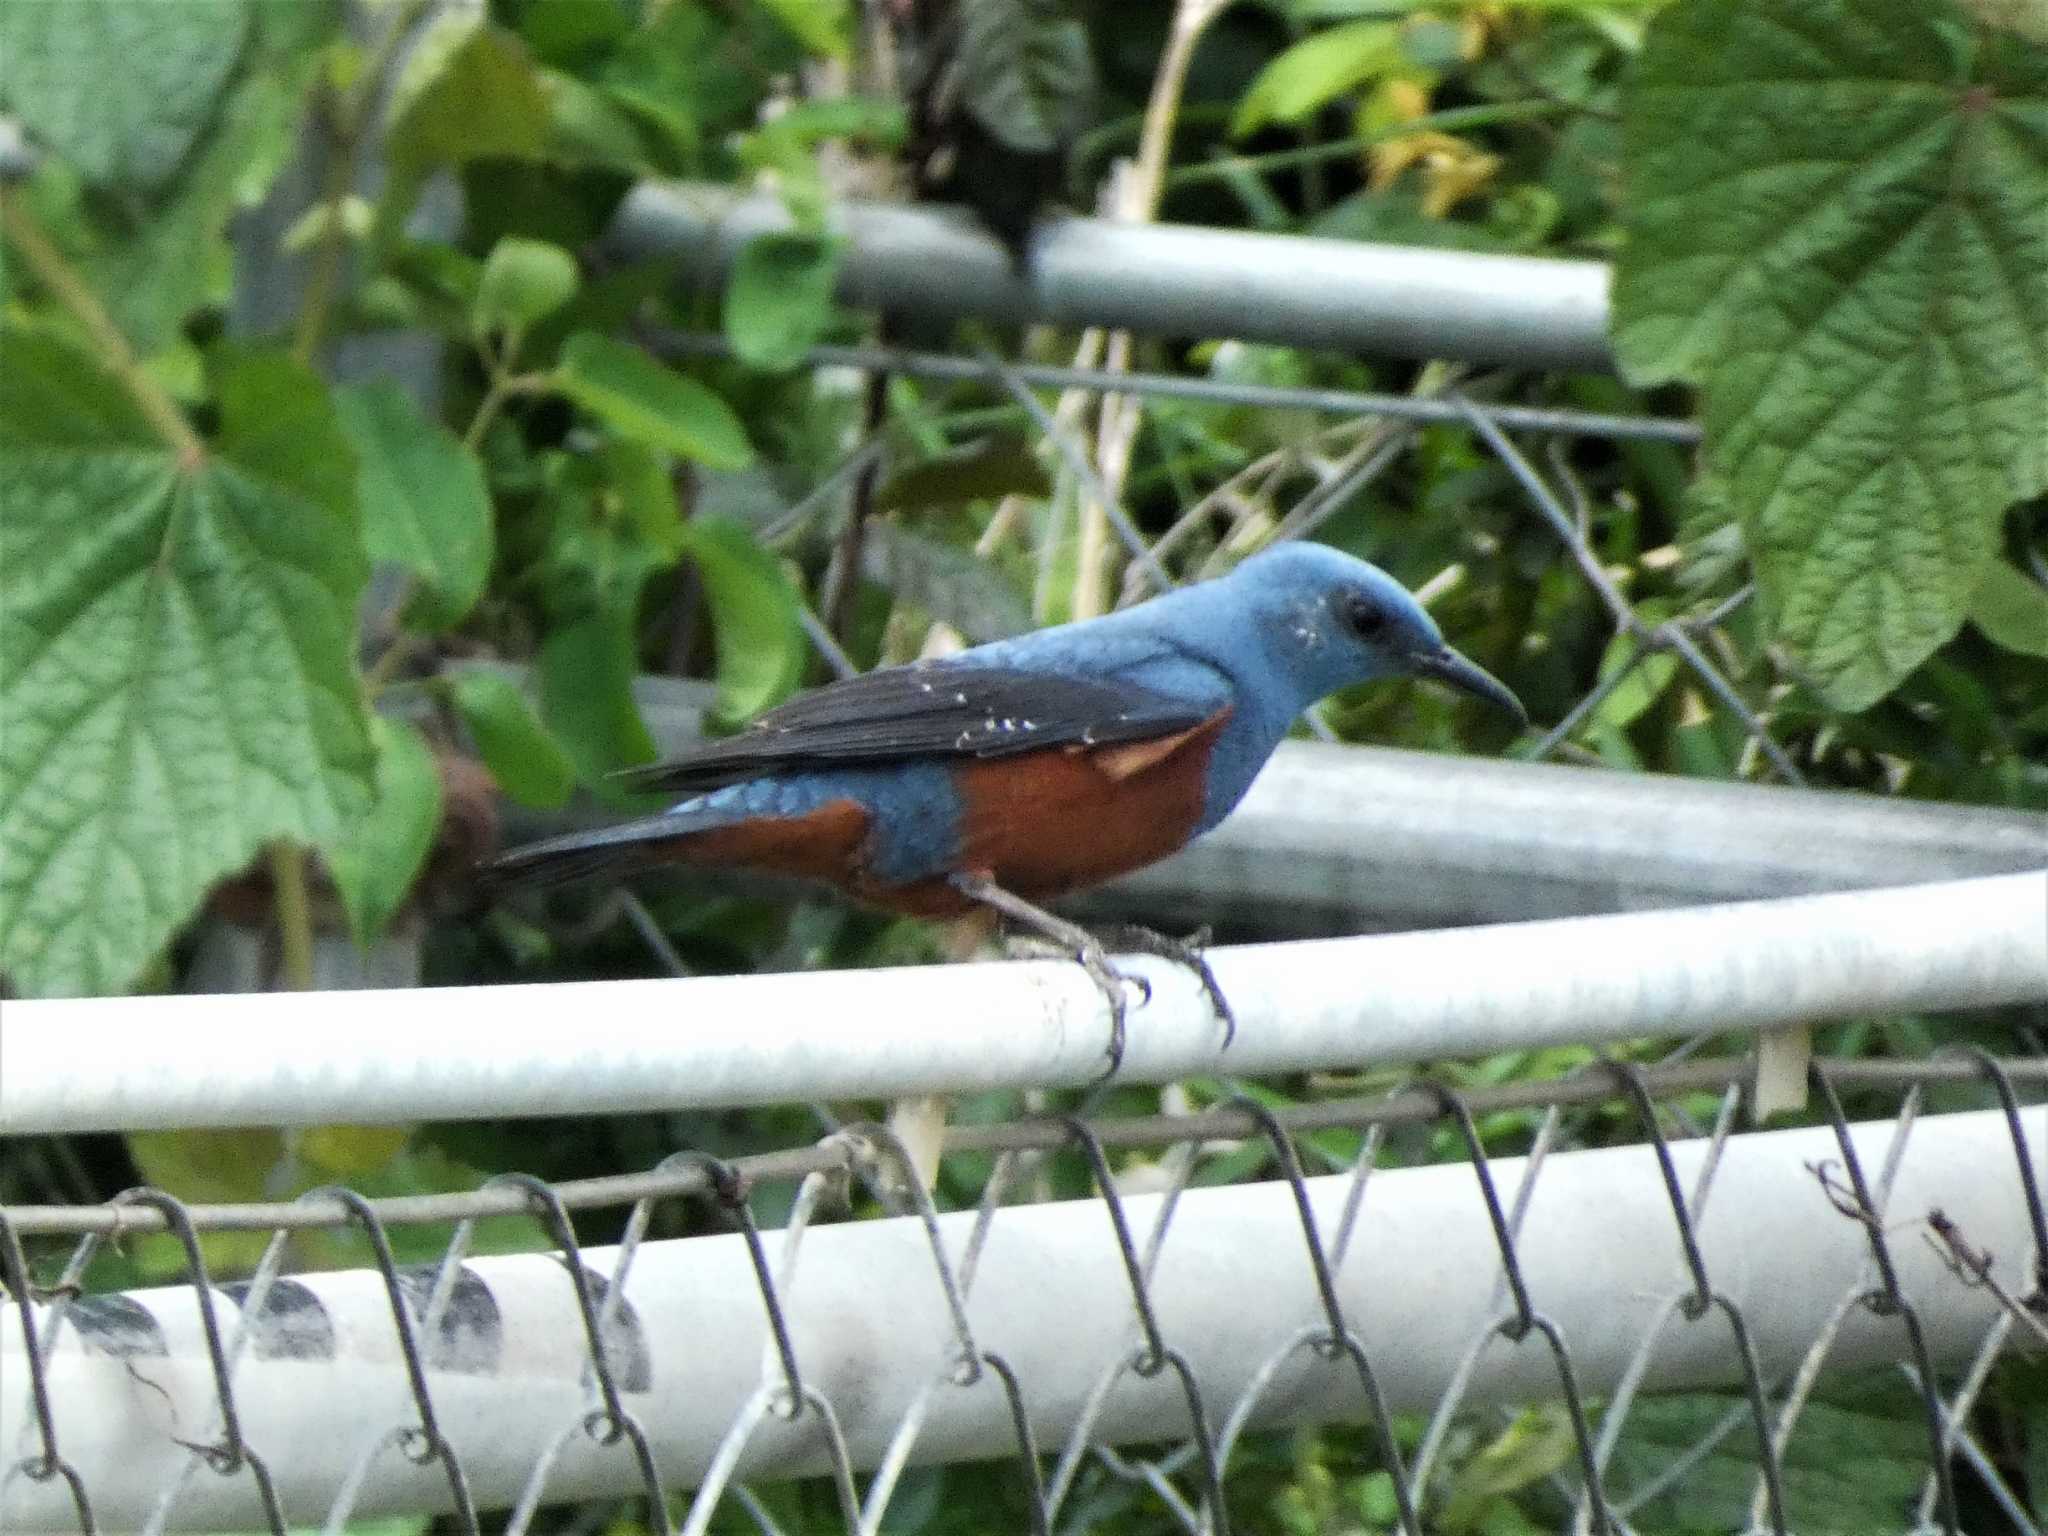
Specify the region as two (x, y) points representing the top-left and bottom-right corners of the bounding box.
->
(604, 182), (1617, 370)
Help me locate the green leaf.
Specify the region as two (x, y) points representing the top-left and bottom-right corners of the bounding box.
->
(326, 717), (442, 946)
(1613, 0), (2048, 710)
(0, 0), (251, 188)
(957, 0), (1096, 154)
(557, 332), (754, 470)
(1232, 21), (1404, 137)
(334, 382), (494, 631)
(876, 432), (1053, 513)
(723, 232), (843, 370)
(0, 331), (373, 996)
(473, 236), (581, 342)
(752, 0), (853, 59)
(1970, 560), (2048, 656)
(540, 610), (656, 786)
(535, 442), (684, 622)
(389, 17), (549, 170)
(449, 668), (577, 810)
(676, 517), (808, 728)
(866, 524), (1032, 641)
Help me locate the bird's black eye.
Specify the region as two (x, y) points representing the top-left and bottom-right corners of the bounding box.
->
(1343, 592), (1389, 640)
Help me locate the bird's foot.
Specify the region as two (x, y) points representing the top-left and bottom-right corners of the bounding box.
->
(1001, 930), (1148, 1076)
(1094, 923), (1236, 1049)
(949, 873), (1149, 1077)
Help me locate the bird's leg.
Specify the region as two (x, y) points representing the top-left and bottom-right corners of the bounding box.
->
(947, 873), (1148, 1075)
(1090, 923), (1237, 1050)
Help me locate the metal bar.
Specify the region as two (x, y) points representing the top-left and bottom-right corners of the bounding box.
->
(1084, 742), (2048, 933)
(6, 1057), (2043, 1238)
(490, 676), (2048, 935)
(649, 331), (1699, 443)
(4, 1109), (2031, 1527)
(2, 874), (2042, 1132)
(606, 183), (1617, 371)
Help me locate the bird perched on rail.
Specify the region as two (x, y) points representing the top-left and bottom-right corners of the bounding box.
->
(488, 543), (1525, 1066)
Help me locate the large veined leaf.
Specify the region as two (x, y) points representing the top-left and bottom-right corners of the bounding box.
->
(0, 0), (251, 189)
(0, 330), (374, 996)
(1614, 0), (2048, 710)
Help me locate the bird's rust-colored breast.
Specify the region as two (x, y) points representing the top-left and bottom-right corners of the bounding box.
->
(930, 708), (1232, 906)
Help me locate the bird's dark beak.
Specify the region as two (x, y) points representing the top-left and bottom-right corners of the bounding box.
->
(1410, 645), (1528, 728)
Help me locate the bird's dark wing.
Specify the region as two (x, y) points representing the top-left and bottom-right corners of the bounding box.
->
(612, 662), (1214, 794)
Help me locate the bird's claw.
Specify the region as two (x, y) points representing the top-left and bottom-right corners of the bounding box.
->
(1097, 923), (1236, 1050)
(1071, 938), (1149, 1079)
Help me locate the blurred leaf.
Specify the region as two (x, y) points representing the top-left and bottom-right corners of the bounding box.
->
(1233, 21), (1403, 136)
(0, 0), (251, 188)
(334, 382), (493, 630)
(389, 17), (548, 170)
(866, 524), (1031, 641)
(677, 517), (807, 727)
(1593, 628), (1680, 730)
(1969, 560), (2048, 657)
(326, 717), (443, 947)
(1608, 1391), (1928, 1533)
(0, 330), (372, 997)
(724, 232), (843, 370)
(24, 27), (320, 352)
(557, 332), (754, 470)
(124, 1127), (286, 1278)
(1613, 0), (2048, 710)
(1437, 1405), (1575, 1533)
(541, 610), (657, 784)
(473, 236), (580, 342)
(449, 669), (577, 810)
(877, 433), (1052, 513)
(536, 442), (684, 622)
(752, 0), (853, 58)
(296, 1123), (412, 1176)
(958, 0), (1096, 154)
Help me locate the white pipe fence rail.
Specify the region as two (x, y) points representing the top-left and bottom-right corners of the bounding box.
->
(2, 872), (2041, 1134)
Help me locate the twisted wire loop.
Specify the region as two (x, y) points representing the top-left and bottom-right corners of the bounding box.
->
(680, 1152), (863, 1536)
(479, 1170), (670, 1536)
(1223, 1094), (1422, 1536)
(0, 1211), (96, 1530)
(1579, 1066), (1789, 1535)
(298, 1184), (480, 1535)
(97, 1188), (289, 1535)
(832, 1121), (1037, 1536)
(1420, 1084), (1616, 1535)
(1062, 1117), (1230, 1536)
(1805, 1066), (1960, 1536)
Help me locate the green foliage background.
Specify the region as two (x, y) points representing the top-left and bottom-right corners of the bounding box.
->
(0, 0), (2043, 1531)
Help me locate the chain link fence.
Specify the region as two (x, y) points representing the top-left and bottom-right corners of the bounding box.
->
(5, 1054), (2045, 1532)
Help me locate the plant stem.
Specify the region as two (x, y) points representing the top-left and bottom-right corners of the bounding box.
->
(1166, 100), (1574, 189)
(268, 842), (317, 990)
(291, 0), (437, 366)
(0, 186), (207, 469)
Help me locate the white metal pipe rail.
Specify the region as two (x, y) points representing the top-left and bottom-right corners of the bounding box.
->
(2, 1107), (2031, 1528)
(1096, 743), (2048, 932)
(604, 183), (1617, 370)
(3, 873), (2041, 1133)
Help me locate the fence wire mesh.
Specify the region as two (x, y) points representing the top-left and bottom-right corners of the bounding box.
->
(4, 1054), (2045, 1533)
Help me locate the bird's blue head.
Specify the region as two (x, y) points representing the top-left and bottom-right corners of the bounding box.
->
(1214, 543), (1527, 724)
